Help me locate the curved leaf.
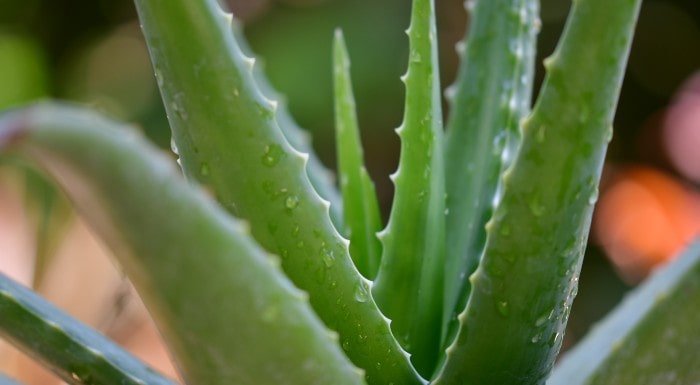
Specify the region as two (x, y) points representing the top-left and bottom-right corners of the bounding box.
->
(549, 241), (700, 385)
(332, 30), (383, 279)
(442, 0), (539, 348)
(371, 0), (445, 376)
(434, 0), (642, 383)
(133, 0), (423, 383)
(0, 103), (365, 385)
(0, 272), (174, 385)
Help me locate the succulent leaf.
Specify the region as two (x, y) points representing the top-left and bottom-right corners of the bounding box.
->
(133, 1), (422, 383)
(442, 0), (539, 348)
(434, 0), (642, 383)
(0, 272), (173, 385)
(549, 241), (700, 385)
(371, 0), (445, 376)
(332, 30), (383, 279)
(0, 104), (365, 385)
(233, 28), (345, 229)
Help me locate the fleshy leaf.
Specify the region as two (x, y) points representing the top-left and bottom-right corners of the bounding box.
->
(442, 0), (539, 348)
(371, 0), (446, 377)
(0, 103), (365, 385)
(233, 26), (344, 228)
(0, 271), (174, 385)
(548, 241), (700, 385)
(133, 1), (422, 383)
(332, 30), (383, 279)
(434, 0), (642, 383)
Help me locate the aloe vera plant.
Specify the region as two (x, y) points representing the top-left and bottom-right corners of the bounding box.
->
(4, 0), (699, 384)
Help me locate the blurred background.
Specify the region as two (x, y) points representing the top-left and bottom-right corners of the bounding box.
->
(0, 0), (698, 382)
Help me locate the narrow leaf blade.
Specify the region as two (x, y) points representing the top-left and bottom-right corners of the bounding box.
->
(0, 103), (365, 385)
(133, 1), (423, 382)
(435, 0), (642, 383)
(234, 27), (345, 228)
(332, 30), (383, 279)
(442, 0), (539, 347)
(549, 241), (700, 385)
(371, 0), (445, 376)
(0, 272), (174, 385)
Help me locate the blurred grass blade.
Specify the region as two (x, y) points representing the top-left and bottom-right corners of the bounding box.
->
(332, 30), (383, 279)
(133, 1), (422, 382)
(434, 0), (642, 383)
(21, 166), (72, 285)
(0, 271), (174, 385)
(442, 0), (539, 347)
(0, 103), (366, 385)
(371, 0), (445, 376)
(232, 26), (344, 228)
(549, 241), (700, 385)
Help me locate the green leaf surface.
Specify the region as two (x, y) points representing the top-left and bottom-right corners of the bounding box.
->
(0, 103), (365, 385)
(442, 0), (539, 348)
(133, 1), (422, 383)
(233, 26), (344, 229)
(0, 271), (174, 385)
(371, 0), (445, 377)
(434, 0), (642, 383)
(548, 241), (700, 385)
(332, 30), (383, 279)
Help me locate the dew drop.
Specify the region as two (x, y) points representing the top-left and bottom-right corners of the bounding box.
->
(409, 50), (422, 63)
(171, 94), (188, 121)
(321, 247), (335, 267)
(261, 144), (284, 167)
(536, 125), (546, 142)
(496, 300), (510, 317)
(354, 283), (369, 303)
(292, 223), (300, 237)
(493, 132), (507, 155)
(529, 196), (545, 217)
(588, 186), (599, 205)
(605, 125), (614, 143)
(155, 68), (164, 87)
(342, 340), (350, 351)
(285, 195), (300, 210)
(531, 333), (542, 344)
(170, 137), (179, 156)
(200, 163), (210, 176)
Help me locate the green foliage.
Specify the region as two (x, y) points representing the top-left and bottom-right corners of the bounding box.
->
(332, 30), (383, 279)
(0, 271), (174, 385)
(549, 241), (700, 385)
(3, 0), (693, 385)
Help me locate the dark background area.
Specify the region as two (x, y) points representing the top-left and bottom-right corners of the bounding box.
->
(1, 0), (699, 353)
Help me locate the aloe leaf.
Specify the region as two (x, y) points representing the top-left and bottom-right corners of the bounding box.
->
(0, 103), (366, 385)
(548, 241), (700, 385)
(434, 0), (642, 383)
(133, 1), (422, 383)
(233, 26), (344, 228)
(442, 0), (539, 347)
(371, 0), (445, 376)
(0, 271), (174, 385)
(332, 30), (383, 279)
